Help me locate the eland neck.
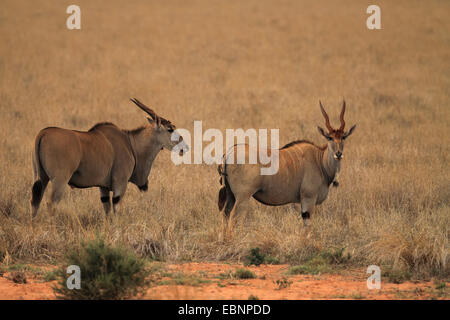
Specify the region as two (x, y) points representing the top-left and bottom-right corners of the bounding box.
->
(321, 146), (341, 185)
(127, 127), (163, 188)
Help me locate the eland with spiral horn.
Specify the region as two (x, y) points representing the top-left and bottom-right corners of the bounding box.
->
(217, 100), (356, 239)
(30, 98), (188, 217)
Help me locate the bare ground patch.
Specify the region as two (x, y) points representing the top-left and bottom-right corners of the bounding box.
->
(0, 262), (447, 300)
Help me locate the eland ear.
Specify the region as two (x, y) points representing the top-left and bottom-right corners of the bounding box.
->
(317, 126), (332, 140)
(343, 124), (356, 139)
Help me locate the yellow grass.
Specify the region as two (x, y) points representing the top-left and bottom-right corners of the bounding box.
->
(0, 0), (448, 278)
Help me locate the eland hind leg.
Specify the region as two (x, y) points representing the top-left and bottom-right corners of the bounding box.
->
(226, 189), (255, 239)
(47, 176), (70, 215)
(222, 174), (260, 239)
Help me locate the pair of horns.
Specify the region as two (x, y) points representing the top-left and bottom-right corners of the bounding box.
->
(319, 100), (346, 132)
(130, 98), (172, 127)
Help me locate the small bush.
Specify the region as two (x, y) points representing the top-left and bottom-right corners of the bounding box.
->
(244, 247), (281, 266)
(244, 248), (265, 266)
(274, 277), (292, 290)
(53, 237), (150, 300)
(10, 271), (27, 284)
(248, 294), (259, 300)
(233, 268), (256, 279)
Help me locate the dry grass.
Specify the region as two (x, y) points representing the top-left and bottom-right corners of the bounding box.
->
(0, 0), (448, 279)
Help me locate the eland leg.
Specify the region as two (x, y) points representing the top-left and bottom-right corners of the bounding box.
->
(111, 181), (128, 214)
(99, 187), (111, 216)
(47, 177), (69, 215)
(227, 196), (251, 239)
(300, 195), (317, 234)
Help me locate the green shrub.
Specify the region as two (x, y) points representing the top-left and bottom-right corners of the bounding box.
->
(244, 248), (265, 266)
(244, 247), (281, 266)
(274, 277), (292, 289)
(53, 237), (150, 300)
(233, 268), (256, 279)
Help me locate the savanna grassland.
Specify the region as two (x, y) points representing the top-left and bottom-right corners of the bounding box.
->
(0, 0), (449, 286)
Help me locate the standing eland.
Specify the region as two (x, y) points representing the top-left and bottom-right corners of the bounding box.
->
(218, 100), (356, 239)
(30, 98), (188, 218)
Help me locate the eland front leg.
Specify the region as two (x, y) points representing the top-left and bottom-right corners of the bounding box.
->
(300, 194), (317, 229)
(111, 178), (129, 214)
(99, 187), (111, 215)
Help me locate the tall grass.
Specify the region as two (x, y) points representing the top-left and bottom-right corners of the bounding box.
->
(0, 0), (448, 279)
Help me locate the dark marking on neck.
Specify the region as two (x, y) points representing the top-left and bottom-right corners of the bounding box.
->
(321, 166), (335, 186)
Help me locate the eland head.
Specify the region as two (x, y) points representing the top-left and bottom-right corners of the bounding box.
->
(130, 98), (188, 156)
(317, 100), (356, 161)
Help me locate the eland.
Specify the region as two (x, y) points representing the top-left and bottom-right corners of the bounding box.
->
(218, 100), (356, 238)
(30, 98), (188, 217)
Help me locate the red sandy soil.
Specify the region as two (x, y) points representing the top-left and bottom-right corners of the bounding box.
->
(0, 262), (447, 300)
